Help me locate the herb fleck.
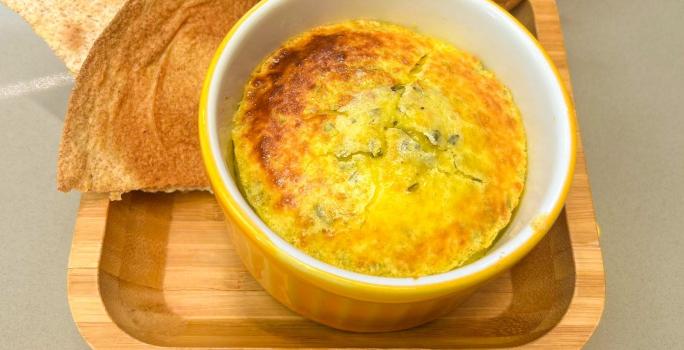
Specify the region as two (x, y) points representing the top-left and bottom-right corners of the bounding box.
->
(448, 134), (460, 145)
(348, 171), (358, 183)
(430, 130), (441, 143)
(369, 139), (383, 158)
(314, 204), (326, 220)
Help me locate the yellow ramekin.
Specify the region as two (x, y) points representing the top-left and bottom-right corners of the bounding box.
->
(199, 0), (576, 332)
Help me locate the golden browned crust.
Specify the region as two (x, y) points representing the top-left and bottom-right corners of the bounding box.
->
(57, 0), (258, 194)
(233, 21), (527, 277)
(240, 28), (426, 192)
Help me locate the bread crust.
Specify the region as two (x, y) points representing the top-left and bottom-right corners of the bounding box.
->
(56, 0), (258, 194)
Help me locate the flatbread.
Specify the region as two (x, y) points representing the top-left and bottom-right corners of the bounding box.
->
(1, 0), (125, 74)
(57, 0), (258, 196)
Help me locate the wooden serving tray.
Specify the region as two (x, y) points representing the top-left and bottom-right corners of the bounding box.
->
(67, 0), (605, 348)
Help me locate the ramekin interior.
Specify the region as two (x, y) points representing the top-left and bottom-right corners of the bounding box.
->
(203, 0), (575, 287)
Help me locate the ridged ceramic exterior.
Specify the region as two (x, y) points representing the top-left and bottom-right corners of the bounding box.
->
(222, 205), (476, 331)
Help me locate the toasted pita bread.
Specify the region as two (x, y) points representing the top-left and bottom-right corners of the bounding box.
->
(1, 0), (125, 74)
(57, 0), (258, 196)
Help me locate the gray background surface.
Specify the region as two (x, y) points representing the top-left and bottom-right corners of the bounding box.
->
(1, 0), (682, 348)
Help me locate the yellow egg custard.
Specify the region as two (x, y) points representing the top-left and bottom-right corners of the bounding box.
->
(231, 20), (527, 277)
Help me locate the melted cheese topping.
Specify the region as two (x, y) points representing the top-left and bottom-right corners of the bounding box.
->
(232, 20), (526, 277)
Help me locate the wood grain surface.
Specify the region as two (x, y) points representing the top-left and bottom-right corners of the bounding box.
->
(66, 0), (605, 348)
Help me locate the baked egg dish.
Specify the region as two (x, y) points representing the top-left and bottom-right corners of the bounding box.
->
(231, 20), (527, 277)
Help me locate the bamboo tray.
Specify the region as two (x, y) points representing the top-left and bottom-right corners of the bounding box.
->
(67, 0), (605, 348)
